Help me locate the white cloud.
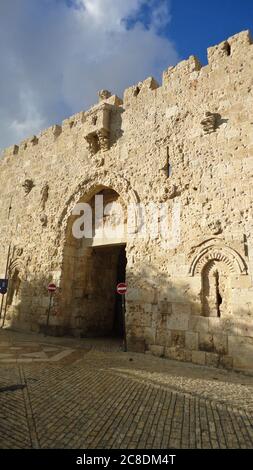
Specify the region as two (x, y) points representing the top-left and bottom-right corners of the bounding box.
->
(10, 91), (45, 140)
(0, 0), (178, 151)
(76, 0), (144, 29)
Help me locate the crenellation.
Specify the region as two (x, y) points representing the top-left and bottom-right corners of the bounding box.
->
(123, 76), (159, 105)
(208, 30), (253, 66)
(163, 55), (202, 87)
(227, 29), (253, 54)
(2, 144), (19, 157)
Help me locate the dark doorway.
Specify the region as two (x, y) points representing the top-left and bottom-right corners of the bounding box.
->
(76, 244), (126, 338)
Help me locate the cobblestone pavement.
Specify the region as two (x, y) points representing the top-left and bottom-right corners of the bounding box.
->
(0, 329), (253, 449)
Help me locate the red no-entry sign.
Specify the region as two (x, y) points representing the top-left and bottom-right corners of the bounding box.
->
(47, 283), (57, 293)
(117, 282), (127, 295)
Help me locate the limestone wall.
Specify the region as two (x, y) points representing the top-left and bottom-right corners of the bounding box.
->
(0, 30), (253, 372)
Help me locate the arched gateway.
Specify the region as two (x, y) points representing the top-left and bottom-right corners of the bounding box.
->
(60, 187), (126, 337)
(56, 171), (138, 338)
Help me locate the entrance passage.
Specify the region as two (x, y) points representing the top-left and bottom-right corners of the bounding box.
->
(78, 244), (126, 338)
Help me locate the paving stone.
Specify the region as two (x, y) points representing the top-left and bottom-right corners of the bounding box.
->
(0, 329), (253, 449)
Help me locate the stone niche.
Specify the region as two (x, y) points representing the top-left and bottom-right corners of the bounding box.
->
(84, 103), (111, 155)
(201, 259), (231, 317)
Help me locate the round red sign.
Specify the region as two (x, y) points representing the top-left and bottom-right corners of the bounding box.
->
(117, 282), (127, 295)
(47, 283), (57, 293)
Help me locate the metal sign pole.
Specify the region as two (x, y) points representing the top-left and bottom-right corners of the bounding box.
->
(122, 293), (127, 352)
(45, 292), (53, 336)
(0, 294), (5, 321)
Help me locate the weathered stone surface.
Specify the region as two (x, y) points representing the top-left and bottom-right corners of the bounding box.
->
(149, 345), (164, 357)
(206, 352), (220, 368)
(185, 331), (198, 351)
(228, 336), (253, 370)
(167, 313), (189, 331)
(164, 346), (185, 361)
(192, 350), (206, 365)
(0, 30), (253, 373)
(213, 334), (228, 355)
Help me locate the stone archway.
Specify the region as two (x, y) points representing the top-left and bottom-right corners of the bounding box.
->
(59, 183), (130, 337)
(4, 257), (26, 327)
(56, 168), (139, 239)
(189, 240), (248, 277)
(189, 239), (248, 318)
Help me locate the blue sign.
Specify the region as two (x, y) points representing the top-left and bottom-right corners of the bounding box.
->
(0, 279), (8, 295)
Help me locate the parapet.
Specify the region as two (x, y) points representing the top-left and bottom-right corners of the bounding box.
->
(163, 55), (202, 87)
(1, 144), (19, 158)
(123, 77), (159, 106)
(207, 30), (252, 65)
(1, 29), (252, 162)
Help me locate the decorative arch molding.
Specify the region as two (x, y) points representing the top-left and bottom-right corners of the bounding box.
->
(189, 241), (248, 276)
(8, 258), (27, 279)
(56, 169), (139, 233)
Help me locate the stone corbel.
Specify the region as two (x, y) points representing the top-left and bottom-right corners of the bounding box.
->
(84, 103), (111, 156)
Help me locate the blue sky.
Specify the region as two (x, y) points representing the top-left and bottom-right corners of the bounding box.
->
(0, 0), (252, 151)
(168, 0), (253, 63)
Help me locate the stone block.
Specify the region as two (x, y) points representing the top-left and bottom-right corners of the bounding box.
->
(191, 303), (202, 315)
(171, 330), (185, 348)
(159, 300), (172, 315)
(149, 345), (164, 357)
(208, 317), (236, 335)
(228, 335), (253, 370)
(164, 346), (185, 362)
(235, 320), (253, 338)
(213, 334), (228, 355)
(185, 331), (198, 350)
(199, 333), (214, 352)
(144, 327), (156, 344)
(167, 312), (189, 331)
(184, 350), (193, 363)
(192, 350), (206, 365)
(127, 288), (140, 302)
(128, 288), (155, 304)
(219, 355), (234, 370)
(189, 316), (209, 333)
(205, 352), (220, 368)
(172, 303), (191, 315)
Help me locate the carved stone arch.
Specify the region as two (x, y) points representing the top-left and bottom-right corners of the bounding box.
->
(6, 258), (26, 310)
(8, 258), (27, 279)
(58, 168), (139, 224)
(55, 169), (139, 333)
(56, 169), (139, 238)
(189, 240), (248, 318)
(189, 242), (247, 276)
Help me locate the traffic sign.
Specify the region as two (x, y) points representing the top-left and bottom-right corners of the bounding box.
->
(0, 279), (8, 295)
(47, 283), (57, 293)
(117, 282), (127, 295)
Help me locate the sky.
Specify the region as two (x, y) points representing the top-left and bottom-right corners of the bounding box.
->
(0, 0), (252, 151)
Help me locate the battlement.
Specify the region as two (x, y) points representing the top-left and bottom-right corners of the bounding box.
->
(1, 29), (252, 161)
(0, 93), (123, 159)
(207, 29), (252, 64)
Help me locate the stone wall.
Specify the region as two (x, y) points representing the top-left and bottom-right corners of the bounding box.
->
(0, 30), (253, 372)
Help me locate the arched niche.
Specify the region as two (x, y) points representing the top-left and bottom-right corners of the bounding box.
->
(189, 240), (248, 318)
(189, 242), (248, 277)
